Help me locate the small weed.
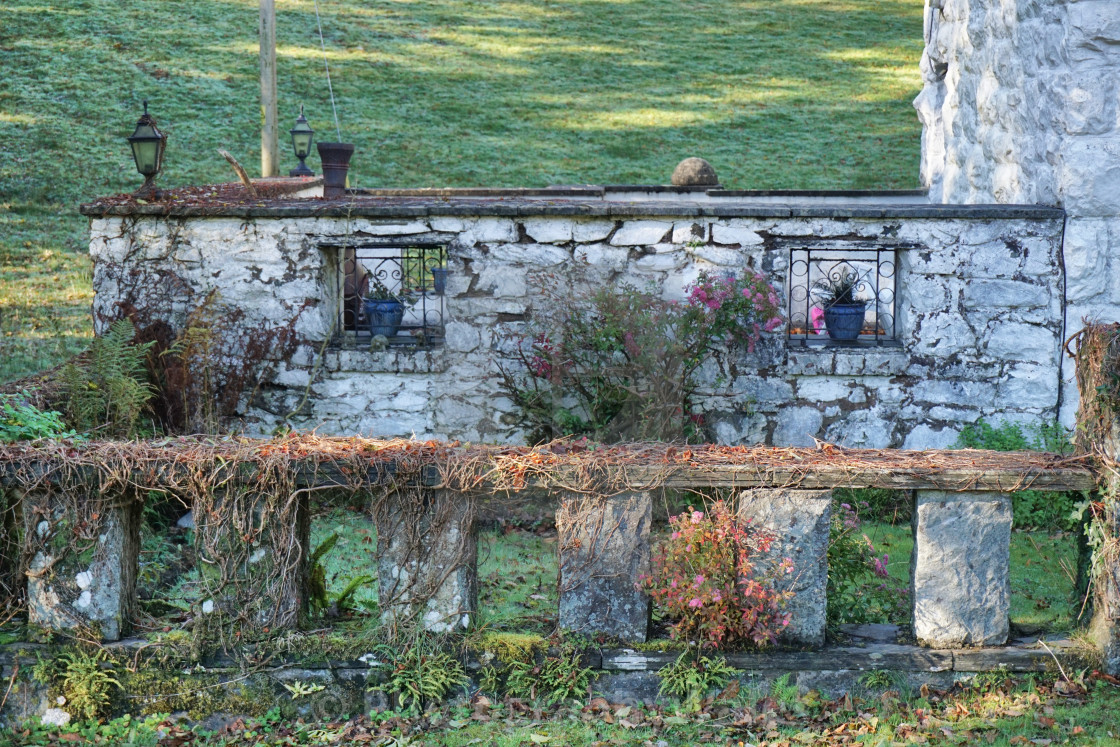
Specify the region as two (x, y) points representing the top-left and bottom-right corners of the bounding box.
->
(505, 647), (594, 705)
(33, 648), (122, 721)
(858, 669), (894, 690)
(770, 673), (801, 709)
(657, 650), (740, 712)
(372, 645), (468, 715)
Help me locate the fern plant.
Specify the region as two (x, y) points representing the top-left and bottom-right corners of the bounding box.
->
(61, 319), (153, 437)
(770, 672), (801, 708)
(34, 649), (122, 721)
(372, 645), (467, 715)
(657, 651), (739, 712)
(504, 648), (594, 704)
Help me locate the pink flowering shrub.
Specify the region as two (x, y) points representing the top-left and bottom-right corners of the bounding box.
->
(497, 273), (784, 443)
(686, 271), (785, 352)
(826, 501), (910, 626)
(640, 501), (793, 649)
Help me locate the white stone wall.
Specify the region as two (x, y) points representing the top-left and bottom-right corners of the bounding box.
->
(88, 208), (1065, 448)
(916, 0), (1120, 424)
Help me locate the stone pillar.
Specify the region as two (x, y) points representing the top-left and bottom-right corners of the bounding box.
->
(912, 490), (1011, 647)
(23, 487), (142, 641)
(192, 485), (310, 632)
(736, 489), (831, 647)
(557, 491), (651, 642)
(375, 488), (477, 634)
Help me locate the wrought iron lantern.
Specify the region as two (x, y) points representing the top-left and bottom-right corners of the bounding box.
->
(289, 105), (315, 177)
(126, 101), (167, 195)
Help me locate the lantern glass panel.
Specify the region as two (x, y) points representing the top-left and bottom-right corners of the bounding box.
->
(292, 129), (312, 159)
(131, 139), (161, 176)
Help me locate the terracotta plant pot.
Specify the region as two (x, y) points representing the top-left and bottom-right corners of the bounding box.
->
(317, 142), (354, 198)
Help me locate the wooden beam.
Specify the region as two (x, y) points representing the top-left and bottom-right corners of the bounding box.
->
(259, 0), (279, 177)
(0, 453), (1099, 494)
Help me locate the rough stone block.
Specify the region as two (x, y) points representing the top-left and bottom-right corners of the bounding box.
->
(376, 489), (477, 634)
(557, 492), (651, 642)
(24, 488), (142, 641)
(736, 489), (831, 647)
(912, 490), (1011, 647)
(609, 221), (672, 246)
(522, 218), (573, 243)
(711, 220), (763, 247)
(772, 406), (824, 447)
(572, 219), (616, 242)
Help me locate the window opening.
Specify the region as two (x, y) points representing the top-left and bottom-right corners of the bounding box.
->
(330, 243), (446, 348)
(787, 246), (898, 346)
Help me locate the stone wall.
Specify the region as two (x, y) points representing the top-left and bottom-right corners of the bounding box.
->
(915, 0), (1120, 424)
(86, 200), (1065, 448)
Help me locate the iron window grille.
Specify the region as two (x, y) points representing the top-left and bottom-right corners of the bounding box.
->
(325, 243), (446, 348)
(787, 245), (899, 346)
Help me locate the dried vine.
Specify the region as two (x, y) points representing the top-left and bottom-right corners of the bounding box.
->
(1068, 322), (1120, 633)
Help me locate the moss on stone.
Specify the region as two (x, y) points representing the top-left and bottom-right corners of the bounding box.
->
(472, 632), (546, 665)
(118, 669), (272, 721)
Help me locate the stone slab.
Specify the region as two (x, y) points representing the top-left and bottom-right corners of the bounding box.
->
(912, 490), (1012, 648)
(557, 492), (651, 642)
(737, 488), (831, 647)
(24, 488), (142, 641)
(602, 644), (953, 673)
(376, 488), (478, 634)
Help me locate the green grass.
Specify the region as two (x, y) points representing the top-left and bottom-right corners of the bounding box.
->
(478, 526), (559, 633)
(310, 505), (380, 611)
(0, 0), (924, 383)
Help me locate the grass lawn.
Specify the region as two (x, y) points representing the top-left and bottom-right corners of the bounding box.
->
(0, 0), (925, 383)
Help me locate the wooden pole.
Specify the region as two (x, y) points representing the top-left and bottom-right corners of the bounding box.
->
(259, 0), (279, 177)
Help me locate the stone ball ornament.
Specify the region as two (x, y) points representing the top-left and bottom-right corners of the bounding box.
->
(671, 157), (719, 187)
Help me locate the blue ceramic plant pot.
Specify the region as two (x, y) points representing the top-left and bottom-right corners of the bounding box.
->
(823, 302), (866, 341)
(431, 267), (449, 294)
(364, 299), (405, 338)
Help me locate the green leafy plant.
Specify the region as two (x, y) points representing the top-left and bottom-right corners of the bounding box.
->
(498, 273), (783, 443)
(282, 681), (326, 699)
(373, 645), (467, 715)
(33, 648), (122, 721)
(770, 673), (801, 708)
(858, 669), (894, 690)
(657, 651), (739, 711)
(308, 532), (374, 616)
(0, 394), (78, 442)
(956, 420), (1079, 530)
(827, 501), (909, 627)
(504, 648), (594, 704)
(641, 501), (792, 648)
(812, 267), (861, 307)
(365, 278), (401, 302)
(60, 319), (153, 437)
